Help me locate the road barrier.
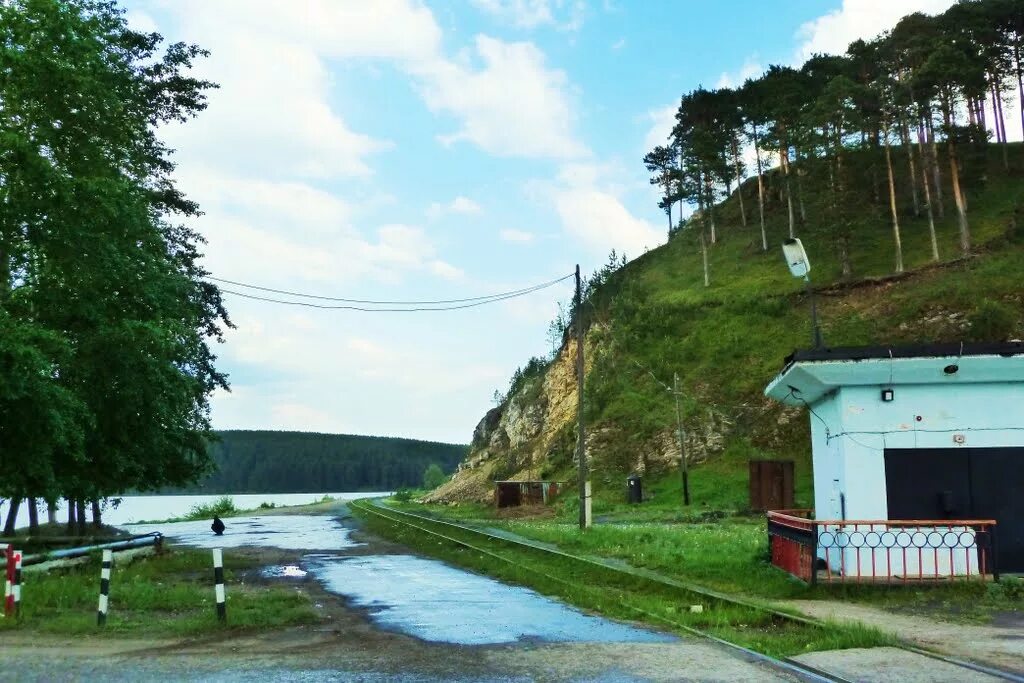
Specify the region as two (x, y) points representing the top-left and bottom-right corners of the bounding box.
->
(212, 548), (226, 622)
(97, 549), (112, 626)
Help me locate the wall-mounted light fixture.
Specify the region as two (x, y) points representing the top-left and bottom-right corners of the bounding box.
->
(881, 388), (894, 402)
(943, 364), (960, 375)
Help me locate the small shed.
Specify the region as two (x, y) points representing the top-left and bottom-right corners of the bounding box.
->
(764, 342), (1024, 580)
(494, 481), (563, 508)
(749, 460), (795, 511)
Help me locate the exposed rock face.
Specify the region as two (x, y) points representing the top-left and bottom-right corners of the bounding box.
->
(425, 334), (589, 504)
(425, 323), (760, 504)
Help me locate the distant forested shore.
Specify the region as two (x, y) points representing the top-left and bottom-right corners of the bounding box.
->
(159, 430), (467, 494)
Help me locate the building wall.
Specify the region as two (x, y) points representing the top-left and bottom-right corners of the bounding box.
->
(809, 392), (845, 522)
(832, 382), (1024, 519)
(811, 381), (1024, 576)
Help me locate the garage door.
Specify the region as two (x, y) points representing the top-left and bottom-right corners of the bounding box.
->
(884, 448), (1023, 573)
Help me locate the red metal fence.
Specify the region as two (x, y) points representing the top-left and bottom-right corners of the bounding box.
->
(767, 510), (999, 584)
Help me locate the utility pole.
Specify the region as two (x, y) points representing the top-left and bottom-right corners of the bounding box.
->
(575, 264), (591, 529)
(805, 274), (823, 349)
(673, 373), (690, 506)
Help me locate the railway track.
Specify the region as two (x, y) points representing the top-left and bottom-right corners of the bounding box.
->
(351, 499), (1024, 683)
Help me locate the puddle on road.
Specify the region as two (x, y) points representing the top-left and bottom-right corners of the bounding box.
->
(123, 515), (361, 551)
(262, 564), (308, 578)
(306, 554), (675, 645)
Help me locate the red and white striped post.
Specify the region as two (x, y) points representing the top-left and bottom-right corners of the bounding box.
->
(3, 545), (13, 618)
(11, 549), (22, 618)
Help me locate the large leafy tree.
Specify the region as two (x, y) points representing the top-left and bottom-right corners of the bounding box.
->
(0, 0), (230, 531)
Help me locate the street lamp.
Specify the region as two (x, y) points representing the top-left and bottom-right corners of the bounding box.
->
(782, 238), (823, 349)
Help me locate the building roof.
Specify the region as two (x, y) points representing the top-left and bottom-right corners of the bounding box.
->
(765, 341), (1024, 405)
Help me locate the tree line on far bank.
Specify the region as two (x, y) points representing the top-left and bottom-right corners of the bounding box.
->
(1, 1), (228, 534)
(165, 431), (466, 495)
(646, 0), (1024, 285)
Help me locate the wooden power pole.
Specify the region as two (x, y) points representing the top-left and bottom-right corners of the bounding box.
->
(673, 373), (690, 506)
(575, 265), (591, 529)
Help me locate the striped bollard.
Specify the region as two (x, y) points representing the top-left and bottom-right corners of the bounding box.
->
(212, 548), (226, 622)
(12, 549), (22, 618)
(3, 545), (12, 617)
(97, 549), (112, 626)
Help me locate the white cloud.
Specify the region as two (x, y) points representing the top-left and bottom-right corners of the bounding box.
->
(642, 103), (676, 153)
(796, 0), (955, 61)
(531, 163), (664, 258)
(500, 229), (535, 243)
(715, 57), (764, 89)
(124, 9), (158, 33)
(413, 35), (587, 159)
(427, 196), (483, 219)
(162, 39), (386, 179)
(553, 186), (662, 257)
(611, 38), (626, 51)
(270, 402), (342, 433)
(471, 0), (585, 31)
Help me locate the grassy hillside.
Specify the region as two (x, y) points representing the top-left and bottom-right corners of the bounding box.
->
(167, 430), (467, 494)
(441, 143), (1024, 509)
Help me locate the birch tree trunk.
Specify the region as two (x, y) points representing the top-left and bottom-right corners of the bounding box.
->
(944, 101), (970, 253)
(752, 124), (767, 251)
(883, 121), (904, 273)
(699, 231), (710, 288)
(920, 142), (940, 262)
(927, 111), (944, 218)
(781, 145), (795, 238)
(901, 121), (920, 216)
(704, 169), (717, 244)
(731, 136), (747, 227)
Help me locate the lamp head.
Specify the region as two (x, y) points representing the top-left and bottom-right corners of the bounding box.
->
(782, 238), (810, 278)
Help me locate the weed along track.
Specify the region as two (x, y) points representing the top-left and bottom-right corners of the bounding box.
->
(351, 499), (1024, 683)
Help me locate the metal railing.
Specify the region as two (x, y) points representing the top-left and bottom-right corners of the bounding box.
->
(767, 510), (998, 585)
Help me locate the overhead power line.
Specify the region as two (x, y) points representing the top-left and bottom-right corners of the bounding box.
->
(214, 272), (574, 312)
(208, 273), (573, 305)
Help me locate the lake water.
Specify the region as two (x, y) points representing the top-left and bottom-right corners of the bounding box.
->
(0, 491), (389, 527)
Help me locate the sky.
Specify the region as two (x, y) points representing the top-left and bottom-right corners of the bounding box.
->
(121, 0), (957, 444)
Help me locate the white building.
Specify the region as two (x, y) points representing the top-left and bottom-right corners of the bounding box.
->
(765, 342), (1024, 578)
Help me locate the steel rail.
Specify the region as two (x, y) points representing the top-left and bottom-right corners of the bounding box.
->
(353, 499), (1024, 683)
(352, 499), (846, 683)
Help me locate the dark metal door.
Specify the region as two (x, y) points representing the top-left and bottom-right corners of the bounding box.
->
(885, 447), (1023, 573)
(968, 448), (1024, 573)
(884, 449), (971, 520)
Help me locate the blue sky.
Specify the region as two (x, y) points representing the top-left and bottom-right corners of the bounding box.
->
(123, 0), (955, 443)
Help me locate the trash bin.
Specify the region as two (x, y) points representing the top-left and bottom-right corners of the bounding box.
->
(626, 474), (643, 504)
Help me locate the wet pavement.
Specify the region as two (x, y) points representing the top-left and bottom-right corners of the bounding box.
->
(126, 514), (361, 550)
(305, 553), (674, 645)
(11, 506), (798, 681)
(129, 511), (674, 647)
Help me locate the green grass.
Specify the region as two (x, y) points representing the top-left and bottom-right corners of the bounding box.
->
(0, 546), (319, 636)
(355, 501), (892, 658)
